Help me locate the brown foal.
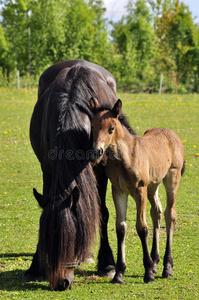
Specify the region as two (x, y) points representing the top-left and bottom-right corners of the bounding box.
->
(90, 99), (185, 284)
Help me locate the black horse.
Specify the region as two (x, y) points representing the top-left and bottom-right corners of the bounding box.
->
(25, 60), (132, 290)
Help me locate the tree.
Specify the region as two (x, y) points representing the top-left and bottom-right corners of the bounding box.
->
(111, 0), (157, 90)
(0, 0), (110, 78)
(1, 0), (32, 75)
(154, 0), (198, 92)
(0, 24), (9, 77)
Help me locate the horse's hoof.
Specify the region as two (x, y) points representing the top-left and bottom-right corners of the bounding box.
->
(82, 251), (95, 263)
(162, 266), (173, 278)
(144, 271), (154, 283)
(82, 251), (95, 264)
(153, 263), (158, 274)
(111, 272), (124, 284)
(83, 257), (95, 264)
(98, 266), (116, 278)
(24, 271), (46, 282)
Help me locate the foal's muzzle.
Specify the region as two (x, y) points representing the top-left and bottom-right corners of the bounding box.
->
(89, 147), (103, 161)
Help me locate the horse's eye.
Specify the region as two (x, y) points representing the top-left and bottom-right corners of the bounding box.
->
(108, 127), (115, 134)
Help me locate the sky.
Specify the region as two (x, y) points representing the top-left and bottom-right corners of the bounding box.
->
(103, 0), (199, 23)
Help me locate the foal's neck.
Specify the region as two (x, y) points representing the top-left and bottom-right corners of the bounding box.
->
(111, 120), (137, 154)
(107, 121), (137, 168)
(114, 120), (135, 141)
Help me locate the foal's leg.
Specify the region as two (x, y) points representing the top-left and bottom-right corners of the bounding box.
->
(148, 184), (162, 273)
(94, 165), (115, 277)
(134, 186), (154, 283)
(162, 169), (181, 278)
(111, 186), (128, 284)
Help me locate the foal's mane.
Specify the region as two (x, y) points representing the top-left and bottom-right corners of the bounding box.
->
(94, 105), (137, 136)
(119, 114), (136, 136)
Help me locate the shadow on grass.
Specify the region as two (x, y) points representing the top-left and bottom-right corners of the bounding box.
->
(0, 252), (123, 291)
(0, 268), (116, 292)
(0, 269), (49, 291)
(0, 252), (34, 261)
(0, 252), (49, 291)
(0, 253), (144, 291)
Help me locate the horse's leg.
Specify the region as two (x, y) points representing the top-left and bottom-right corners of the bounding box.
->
(24, 161), (51, 282)
(148, 184), (162, 274)
(94, 165), (115, 277)
(111, 187), (128, 284)
(134, 186), (154, 283)
(24, 245), (47, 282)
(162, 169), (180, 278)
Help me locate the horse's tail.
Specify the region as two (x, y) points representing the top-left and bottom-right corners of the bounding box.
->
(181, 160), (185, 176)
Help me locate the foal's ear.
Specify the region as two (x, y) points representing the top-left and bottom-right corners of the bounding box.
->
(112, 99), (122, 118)
(70, 186), (80, 209)
(90, 97), (99, 113)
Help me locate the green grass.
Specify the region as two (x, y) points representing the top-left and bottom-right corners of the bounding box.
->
(0, 89), (199, 299)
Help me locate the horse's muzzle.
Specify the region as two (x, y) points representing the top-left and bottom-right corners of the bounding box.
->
(57, 277), (73, 291)
(55, 267), (75, 291)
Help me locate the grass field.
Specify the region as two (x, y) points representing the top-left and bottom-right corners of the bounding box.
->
(0, 88), (199, 299)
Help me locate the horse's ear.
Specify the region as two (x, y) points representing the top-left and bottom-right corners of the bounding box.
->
(69, 186), (80, 209)
(112, 99), (122, 118)
(90, 97), (99, 113)
(33, 188), (48, 209)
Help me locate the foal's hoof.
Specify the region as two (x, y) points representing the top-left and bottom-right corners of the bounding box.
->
(162, 266), (173, 278)
(144, 271), (154, 283)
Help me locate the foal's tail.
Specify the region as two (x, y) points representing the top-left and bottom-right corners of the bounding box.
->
(181, 161), (185, 176)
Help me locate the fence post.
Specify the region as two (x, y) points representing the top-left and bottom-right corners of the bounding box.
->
(17, 70), (20, 90)
(159, 74), (163, 94)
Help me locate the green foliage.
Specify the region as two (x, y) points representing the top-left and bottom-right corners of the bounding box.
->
(0, 0), (199, 92)
(111, 0), (157, 90)
(154, 0), (199, 92)
(0, 0), (110, 76)
(0, 89), (199, 298)
(1, 0), (31, 75)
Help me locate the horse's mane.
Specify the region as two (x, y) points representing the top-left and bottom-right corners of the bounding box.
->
(39, 167), (100, 290)
(39, 64), (103, 289)
(59, 64), (99, 121)
(50, 64), (103, 197)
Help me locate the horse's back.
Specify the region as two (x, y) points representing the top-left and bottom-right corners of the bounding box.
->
(31, 60), (117, 162)
(38, 60), (116, 97)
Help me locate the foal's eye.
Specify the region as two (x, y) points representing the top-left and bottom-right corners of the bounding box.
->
(108, 126), (115, 134)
